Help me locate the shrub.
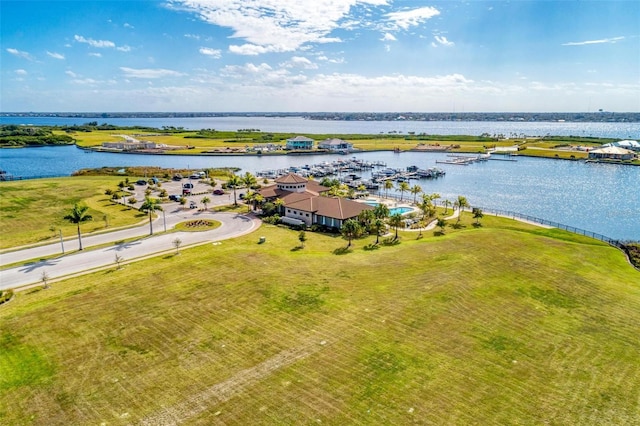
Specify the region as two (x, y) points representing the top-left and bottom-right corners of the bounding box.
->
(0, 289), (14, 305)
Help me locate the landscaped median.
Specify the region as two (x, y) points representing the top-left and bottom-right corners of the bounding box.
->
(1, 216), (638, 425)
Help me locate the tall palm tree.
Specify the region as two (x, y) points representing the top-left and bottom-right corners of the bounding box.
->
(201, 196), (211, 211)
(273, 197), (285, 214)
(242, 172), (257, 190)
(388, 213), (404, 240)
(442, 199), (452, 214)
(384, 179), (394, 199)
(410, 184), (422, 204)
(244, 190), (256, 212)
(372, 218), (385, 244)
(455, 195), (469, 224)
(436, 217), (447, 233)
(373, 203), (390, 220)
(227, 174), (242, 206)
(341, 219), (363, 248)
(473, 207), (484, 225)
(398, 181), (410, 201)
(254, 194), (265, 211)
(140, 197), (163, 235)
(64, 204), (93, 251)
(358, 209), (375, 232)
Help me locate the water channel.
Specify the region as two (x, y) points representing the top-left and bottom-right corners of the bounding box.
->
(2, 145), (638, 241)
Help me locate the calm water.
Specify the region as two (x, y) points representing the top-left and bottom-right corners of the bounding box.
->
(1, 116), (638, 139)
(2, 145), (639, 241)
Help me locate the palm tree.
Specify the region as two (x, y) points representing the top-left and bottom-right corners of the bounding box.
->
(341, 219), (363, 248)
(63, 204), (92, 251)
(373, 203), (390, 220)
(473, 207), (484, 225)
(244, 190), (256, 212)
(398, 181), (410, 201)
(140, 197), (163, 235)
(273, 197), (285, 214)
(254, 194), (265, 211)
(436, 217), (447, 233)
(201, 196), (211, 211)
(430, 193), (441, 208)
(442, 199), (452, 214)
(372, 218), (385, 244)
(179, 196), (187, 210)
(242, 172), (257, 190)
(410, 184), (422, 204)
(227, 174), (242, 205)
(358, 209), (375, 232)
(298, 230), (307, 248)
(388, 213), (404, 240)
(455, 195), (469, 224)
(384, 179), (394, 198)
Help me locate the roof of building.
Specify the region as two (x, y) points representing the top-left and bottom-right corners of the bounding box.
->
(258, 177), (329, 199)
(286, 196), (374, 220)
(275, 172), (308, 184)
(590, 146), (635, 155)
(287, 136), (314, 142)
(318, 138), (350, 146)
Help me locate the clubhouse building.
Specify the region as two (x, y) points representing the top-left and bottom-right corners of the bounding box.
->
(258, 173), (373, 229)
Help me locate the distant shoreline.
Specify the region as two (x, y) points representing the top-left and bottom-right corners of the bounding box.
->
(2, 111), (639, 123)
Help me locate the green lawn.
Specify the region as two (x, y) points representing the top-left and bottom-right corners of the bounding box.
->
(1, 218), (638, 425)
(0, 177), (146, 249)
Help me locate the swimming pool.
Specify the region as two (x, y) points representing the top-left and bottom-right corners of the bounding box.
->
(365, 202), (414, 215)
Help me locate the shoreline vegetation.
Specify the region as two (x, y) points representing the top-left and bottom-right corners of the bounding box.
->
(1, 123), (638, 165)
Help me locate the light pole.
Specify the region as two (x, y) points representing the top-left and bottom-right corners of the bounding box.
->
(59, 229), (65, 254)
(162, 209), (167, 232)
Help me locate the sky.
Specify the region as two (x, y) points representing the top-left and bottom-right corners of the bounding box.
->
(1, 0), (639, 113)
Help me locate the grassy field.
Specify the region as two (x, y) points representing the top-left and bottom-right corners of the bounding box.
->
(0, 177), (146, 249)
(66, 128), (624, 160)
(1, 216), (638, 425)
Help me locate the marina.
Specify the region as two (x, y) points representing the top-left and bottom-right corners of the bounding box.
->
(255, 157), (446, 190)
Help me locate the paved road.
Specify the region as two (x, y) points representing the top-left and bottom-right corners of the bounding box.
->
(0, 209), (260, 290)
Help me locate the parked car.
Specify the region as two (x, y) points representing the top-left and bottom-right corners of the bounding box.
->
(189, 174), (200, 180)
(213, 189), (225, 195)
(136, 179), (147, 185)
(189, 201), (197, 209)
(182, 188), (192, 195)
(183, 182), (194, 189)
(172, 174), (183, 181)
(239, 193), (245, 199)
(168, 194), (182, 202)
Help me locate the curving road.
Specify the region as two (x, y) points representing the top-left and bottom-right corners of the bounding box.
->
(0, 209), (261, 290)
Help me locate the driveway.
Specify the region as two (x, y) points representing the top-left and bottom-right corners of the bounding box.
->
(0, 210), (260, 290)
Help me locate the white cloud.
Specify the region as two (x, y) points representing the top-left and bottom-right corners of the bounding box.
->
(384, 44), (391, 52)
(433, 35), (454, 47)
(281, 56), (318, 69)
(184, 33), (200, 40)
(168, 0), (389, 54)
(199, 47), (222, 58)
(229, 43), (273, 55)
(15, 69), (27, 75)
(47, 51), (65, 60)
(74, 35), (115, 48)
(385, 6), (440, 30)
(89, 53), (102, 58)
(380, 33), (397, 42)
(124, 23), (134, 29)
(119, 67), (186, 78)
(117, 45), (132, 52)
(65, 70), (78, 78)
(562, 36), (625, 46)
(6, 48), (34, 60)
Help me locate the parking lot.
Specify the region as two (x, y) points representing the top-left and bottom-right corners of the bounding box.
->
(123, 176), (241, 210)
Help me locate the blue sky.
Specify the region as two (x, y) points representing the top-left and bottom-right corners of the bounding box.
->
(2, 0), (639, 112)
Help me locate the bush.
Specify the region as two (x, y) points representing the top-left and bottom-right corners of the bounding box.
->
(0, 289), (14, 305)
(262, 215), (281, 225)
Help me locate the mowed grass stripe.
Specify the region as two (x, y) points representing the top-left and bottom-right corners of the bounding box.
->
(1, 221), (638, 424)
